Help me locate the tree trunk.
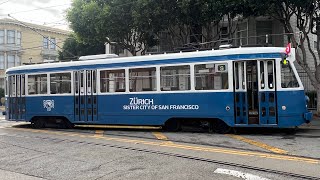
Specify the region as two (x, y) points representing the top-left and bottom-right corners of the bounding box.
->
(317, 86), (320, 115)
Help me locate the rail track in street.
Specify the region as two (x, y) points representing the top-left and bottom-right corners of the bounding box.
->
(2, 126), (320, 180)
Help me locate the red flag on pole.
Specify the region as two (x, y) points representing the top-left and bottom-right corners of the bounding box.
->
(285, 43), (291, 55)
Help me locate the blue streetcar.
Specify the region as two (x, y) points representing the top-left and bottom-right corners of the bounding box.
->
(5, 47), (312, 133)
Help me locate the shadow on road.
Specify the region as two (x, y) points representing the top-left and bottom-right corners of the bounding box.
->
(10, 123), (320, 138)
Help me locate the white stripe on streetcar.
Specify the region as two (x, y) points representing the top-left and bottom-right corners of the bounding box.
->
(214, 168), (270, 180)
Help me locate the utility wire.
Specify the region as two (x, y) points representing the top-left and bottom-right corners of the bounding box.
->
(4, 40), (66, 52)
(197, 32), (301, 46)
(8, 3), (71, 15)
(8, 14), (77, 59)
(0, 0), (12, 5)
(21, 40), (65, 45)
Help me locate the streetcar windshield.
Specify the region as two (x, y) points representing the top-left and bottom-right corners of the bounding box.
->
(280, 62), (299, 88)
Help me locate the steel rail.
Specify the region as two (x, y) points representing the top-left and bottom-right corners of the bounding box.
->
(2, 132), (319, 180)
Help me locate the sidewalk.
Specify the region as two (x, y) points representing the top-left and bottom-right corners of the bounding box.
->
(300, 115), (320, 130)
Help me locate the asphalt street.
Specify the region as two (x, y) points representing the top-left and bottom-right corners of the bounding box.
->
(0, 114), (320, 180)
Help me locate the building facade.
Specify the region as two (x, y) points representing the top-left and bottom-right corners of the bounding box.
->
(0, 18), (70, 89)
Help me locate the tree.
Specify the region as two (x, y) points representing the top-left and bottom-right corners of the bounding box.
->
(66, 0), (320, 114)
(133, 0), (254, 51)
(67, 0), (251, 54)
(242, 0), (320, 113)
(67, 0), (157, 56)
(59, 34), (105, 61)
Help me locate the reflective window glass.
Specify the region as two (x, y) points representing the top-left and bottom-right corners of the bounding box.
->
(195, 63), (228, 90)
(160, 65), (190, 91)
(130, 67), (156, 92)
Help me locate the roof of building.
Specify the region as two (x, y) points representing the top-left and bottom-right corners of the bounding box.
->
(0, 18), (70, 35)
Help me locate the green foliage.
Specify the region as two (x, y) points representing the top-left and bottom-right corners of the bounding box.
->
(58, 34), (105, 61)
(67, 0), (157, 56)
(66, 0), (268, 53)
(133, 0), (264, 49)
(65, 0), (317, 53)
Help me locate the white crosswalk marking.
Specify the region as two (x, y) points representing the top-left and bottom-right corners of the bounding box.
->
(214, 168), (270, 180)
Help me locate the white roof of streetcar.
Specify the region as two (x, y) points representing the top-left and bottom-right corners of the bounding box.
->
(7, 47), (290, 73)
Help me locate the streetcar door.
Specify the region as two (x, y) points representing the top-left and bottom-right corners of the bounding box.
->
(8, 75), (25, 120)
(85, 70), (98, 122)
(74, 70), (98, 122)
(258, 60), (277, 125)
(246, 61), (259, 124)
(17, 75), (26, 120)
(233, 62), (248, 124)
(8, 75), (16, 120)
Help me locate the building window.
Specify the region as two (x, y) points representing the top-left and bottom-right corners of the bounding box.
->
(16, 56), (20, 66)
(129, 67), (156, 92)
(50, 38), (56, 50)
(43, 55), (56, 61)
(0, 54), (4, 69)
(0, 30), (4, 44)
(100, 69), (125, 93)
(50, 73), (71, 94)
(190, 25), (202, 43)
(236, 22), (248, 46)
(43, 37), (49, 49)
(256, 21), (273, 45)
(17, 31), (21, 45)
(160, 65), (190, 91)
(7, 55), (15, 68)
(220, 27), (229, 40)
(7, 30), (15, 44)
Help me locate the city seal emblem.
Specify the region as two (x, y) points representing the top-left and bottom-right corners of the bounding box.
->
(43, 100), (54, 111)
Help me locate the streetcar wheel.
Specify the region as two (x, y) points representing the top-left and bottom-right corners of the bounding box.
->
(63, 119), (74, 129)
(31, 119), (45, 129)
(165, 119), (181, 132)
(212, 120), (231, 134)
(208, 121), (214, 133)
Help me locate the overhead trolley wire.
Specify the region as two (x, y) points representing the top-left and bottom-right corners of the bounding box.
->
(8, 3), (71, 15)
(0, 0), (12, 5)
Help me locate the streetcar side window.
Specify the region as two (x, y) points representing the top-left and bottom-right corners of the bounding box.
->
(21, 75), (25, 95)
(260, 61), (265, 89)
(17, 75), (20, 96)
(50, 73), (71, 94)
(160, 65), (190, 91)
(129, 67), (156, 92)
(5, 76), (8, 96)
(194, 63), (228, 90)
(9, 75), (15, 96)
(28, 74), (47, 95)
(267, 61), (274, 89)
(100, 69), (125, 93)
(281, 62), (299, 88)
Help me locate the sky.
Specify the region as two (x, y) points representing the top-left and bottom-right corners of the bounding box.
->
(0, 0), (72, 31)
